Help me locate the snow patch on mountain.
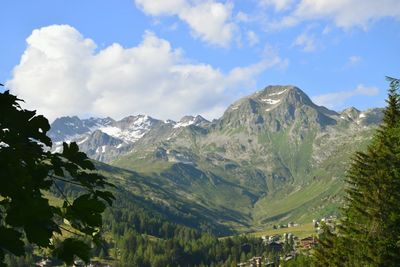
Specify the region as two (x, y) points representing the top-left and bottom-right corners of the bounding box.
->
(49, 115), (158, 159)
(77, 137), (88, 145)
(96, 145), (107, 154)
(99, 126), (121, 137)
(268, 89), (288, 96)
(99, 125), (148, 142)
(261, 98), (281, 105)
(174, 118), (197, 128)
(173, 115), (209, 129)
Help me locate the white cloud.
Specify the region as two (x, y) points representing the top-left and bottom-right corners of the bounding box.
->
(236, 11), (250, 22)
(246, 31), (259, 46)
(348, 55), (362, 65)
(134, 0), (186, 15)
(341, 55), (363, 70)
(292, 32), (316, 52)
(262, 45), (290, 70)
(354, 84), (379, 96)
(7, 25), (286, 121)
(312, 84), (379, 109)
(322, 26), (331, 34)
(135, 0), (237, 47)
(274, 0), (400, 29)
(259, 0), (295, 11)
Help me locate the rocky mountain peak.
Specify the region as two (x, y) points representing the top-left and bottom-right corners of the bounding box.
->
(48, 85), (383, 167)
(253, 85), (314, 107)
(49, 114), (160, 160)
(49, 116), (116, 139)
(114, 114), (158, 130)
(173, 115), (209, 128)
(340, 107), (361, 121)
(337, 107), (384, 126)
(49, 116), (110, 142)
(84, 117), (114, 127)
(224, 86), (317, 115)
(179, 115), (197, 123)
(356, 108), (384, 126)
(218, 85), (336, 131)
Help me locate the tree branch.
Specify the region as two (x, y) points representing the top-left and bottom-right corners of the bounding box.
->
(58, 225), (84, 237)
(49, 174), (86, 188)
(49, 176), (73, 207)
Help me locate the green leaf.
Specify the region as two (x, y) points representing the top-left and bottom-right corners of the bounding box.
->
(28, 115), (52, 147)
(50, 155), (64, 177)
(0, 90), (114, 266)
(65, 194), (106, 234)
(53, 238), (91, 265)
(62, 142), (94, 170)
(0, 227), (24, 256)
(95, 190), (115, 206)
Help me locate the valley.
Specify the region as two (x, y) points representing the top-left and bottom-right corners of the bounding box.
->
(48, 85), (382, 234)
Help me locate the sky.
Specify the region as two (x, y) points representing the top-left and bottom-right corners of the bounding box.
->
(1, 0), (400, 122)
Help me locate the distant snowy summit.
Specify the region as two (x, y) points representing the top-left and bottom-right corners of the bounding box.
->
(48, 85), (382, 163)
(48, 114), (209, 161)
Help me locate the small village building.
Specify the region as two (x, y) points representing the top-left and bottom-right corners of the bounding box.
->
(300, 236), (317, 249)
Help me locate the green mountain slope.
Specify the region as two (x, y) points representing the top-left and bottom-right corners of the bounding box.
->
(101, 85), (382, 233)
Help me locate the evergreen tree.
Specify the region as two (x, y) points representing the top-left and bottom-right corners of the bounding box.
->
(382, 77), (400, 128)
(313, 77), (400, 266)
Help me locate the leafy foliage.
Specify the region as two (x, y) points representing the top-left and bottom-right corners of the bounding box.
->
(0, 90), (114, 266)
(313, 77), (400, 266)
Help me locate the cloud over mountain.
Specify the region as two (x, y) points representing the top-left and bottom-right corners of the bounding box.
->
(312, 84), (379, 109)
(7, 25), (286, 121)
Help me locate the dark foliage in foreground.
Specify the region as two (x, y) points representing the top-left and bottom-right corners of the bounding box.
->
(0, 89), (114, 266)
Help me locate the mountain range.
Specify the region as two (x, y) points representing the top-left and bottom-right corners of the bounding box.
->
(48, 85), (383, 234)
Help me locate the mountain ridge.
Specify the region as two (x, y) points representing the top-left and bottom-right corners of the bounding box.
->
(48, 85), (383, 232)
(49, 85), (381, 162)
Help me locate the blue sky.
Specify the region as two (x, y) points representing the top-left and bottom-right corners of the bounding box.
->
(1, 0), (400, 121)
